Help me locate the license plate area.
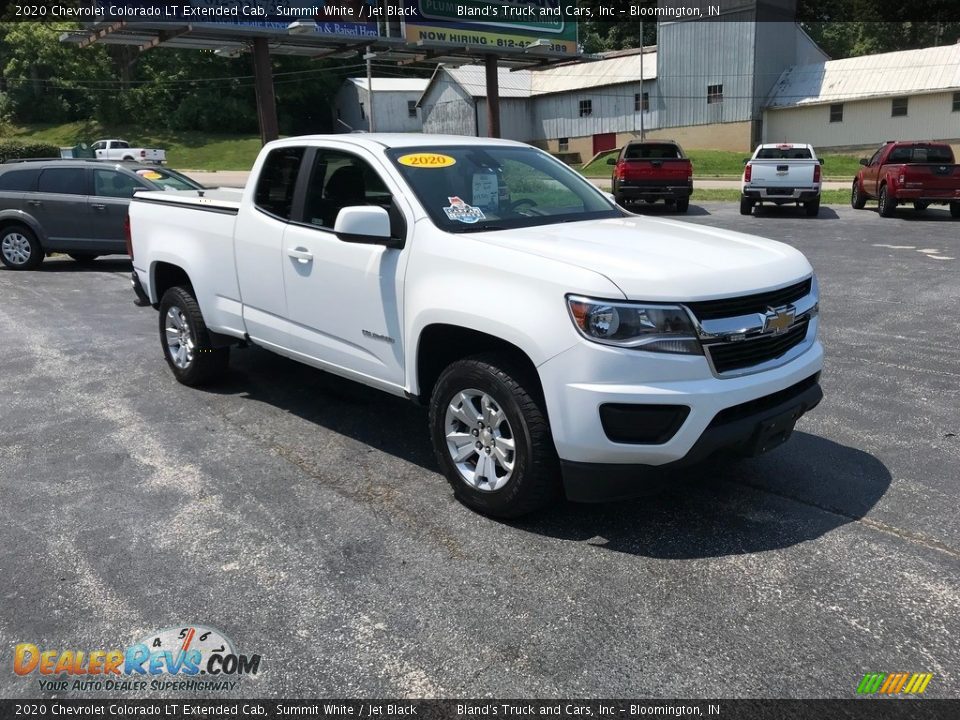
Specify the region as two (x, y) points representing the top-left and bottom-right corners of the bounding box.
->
(745, 407), (803, 456)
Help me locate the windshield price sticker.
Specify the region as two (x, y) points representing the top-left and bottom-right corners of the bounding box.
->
(443, 196), (485, 224)
(398, 153), (456, 168)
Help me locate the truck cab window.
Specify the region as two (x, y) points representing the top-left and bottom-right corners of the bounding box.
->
(303, 150), (394, 231)
(254, 147), (306, 220)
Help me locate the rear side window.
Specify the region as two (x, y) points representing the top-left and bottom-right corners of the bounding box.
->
(254, 147), (305, 220)
(37, 168), (87, 195)
(624, 143), (683, 160)
(0, 168), (40, 191)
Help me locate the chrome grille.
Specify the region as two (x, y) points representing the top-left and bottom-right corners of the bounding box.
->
(685, 279), (812, 321)
(705, 320), (810, 374)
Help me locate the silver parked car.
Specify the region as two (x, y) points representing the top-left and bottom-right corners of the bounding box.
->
(0, 159), (202, 270)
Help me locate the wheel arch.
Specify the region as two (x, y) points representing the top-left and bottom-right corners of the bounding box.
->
(0, 213), (47, 247)
(151, 261), (193, 305)
(414, 324), (545, 407)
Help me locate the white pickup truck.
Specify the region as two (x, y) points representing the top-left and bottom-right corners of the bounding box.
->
(129, 134), (823, 517)
(741, 143), (823, 217)
(92, 139), (166, 164)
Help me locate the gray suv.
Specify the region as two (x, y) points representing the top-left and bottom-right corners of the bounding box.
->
(0, 160), (202, 270)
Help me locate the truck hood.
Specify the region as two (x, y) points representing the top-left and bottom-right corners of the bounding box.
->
(471, 215), (813, 301)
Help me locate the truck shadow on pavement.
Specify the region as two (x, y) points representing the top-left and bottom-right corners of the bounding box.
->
(512, 432), (891, 559)
(751, 206), (840, 220)
(206, 347), (890, 560)
(36, 257), (133, 273)
(624, 204), (711, 217)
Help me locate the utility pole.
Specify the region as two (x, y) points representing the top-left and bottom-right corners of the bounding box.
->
(484, 54), (501, 138)
(639, 22), (645, 140)
(366, 46), (376, 132)
(251, 37), (279, 144)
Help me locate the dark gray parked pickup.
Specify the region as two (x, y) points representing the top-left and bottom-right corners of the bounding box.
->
(0, 160), (202, 270)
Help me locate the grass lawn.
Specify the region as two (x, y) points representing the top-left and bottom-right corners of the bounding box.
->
(580, 148), (862, 181)
(5, 122), (263, 171)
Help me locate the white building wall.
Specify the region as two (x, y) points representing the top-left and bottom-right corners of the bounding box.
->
(420, 73), (477, 136)
(764, 92), (960, 150)
(532, 79), (660, 141)
(476, 99), (535, 140)
(334, 84), (424, 133)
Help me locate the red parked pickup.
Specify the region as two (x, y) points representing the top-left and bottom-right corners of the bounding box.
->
(609, 140), (693, 213)
(851, 141), (960, 218)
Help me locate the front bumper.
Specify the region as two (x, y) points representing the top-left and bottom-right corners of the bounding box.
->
(537, 337), (824, 501)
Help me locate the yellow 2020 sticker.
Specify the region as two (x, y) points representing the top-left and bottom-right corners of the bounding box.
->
(397, 153), (456, 168)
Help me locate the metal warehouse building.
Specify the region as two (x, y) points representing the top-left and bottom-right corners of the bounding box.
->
(416, 3), (827, 158)
(333, 78), (430, 134)
(763, 44), (960, 153)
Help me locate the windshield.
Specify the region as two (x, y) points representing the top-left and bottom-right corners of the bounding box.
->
(386, 145), (620, 232)
(133, 167), (203, 191)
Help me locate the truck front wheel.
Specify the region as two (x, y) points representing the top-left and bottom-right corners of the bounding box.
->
(429, 354), (560, 518)
(851, 181), (867, 209)
(158, 286), (229, 387)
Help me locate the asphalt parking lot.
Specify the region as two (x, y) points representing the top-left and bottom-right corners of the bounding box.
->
(1, 202), (958, 700)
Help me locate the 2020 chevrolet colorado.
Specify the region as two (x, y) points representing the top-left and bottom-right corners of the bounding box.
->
(129, 134), (823, 517)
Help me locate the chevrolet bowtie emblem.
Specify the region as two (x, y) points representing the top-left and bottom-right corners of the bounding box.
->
(764, 306), (796, 334)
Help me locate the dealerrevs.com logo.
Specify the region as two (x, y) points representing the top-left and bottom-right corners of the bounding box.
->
(14, 625), (261, 693)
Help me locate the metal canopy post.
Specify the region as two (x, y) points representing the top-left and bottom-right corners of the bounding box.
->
(252, 36), (279, 145)
(484, 54), (500, 139)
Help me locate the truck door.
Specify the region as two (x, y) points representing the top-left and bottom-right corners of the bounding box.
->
(862, 146), (885, 195)
(279, 146), (409, 388)
(235, 145), (307, 348)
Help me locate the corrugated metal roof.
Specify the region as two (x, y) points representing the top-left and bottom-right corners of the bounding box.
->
(766, 44), (960, 108)
(532, 52), (657, 95)
(445, 66), (533, 98)
(440, 51), (657, 99)
(348, 78), (430, 93)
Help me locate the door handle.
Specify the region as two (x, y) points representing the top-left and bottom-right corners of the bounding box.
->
(90, 203), (106, 210)
(287, 247), (313, 264)
(27, 200), (41, 207)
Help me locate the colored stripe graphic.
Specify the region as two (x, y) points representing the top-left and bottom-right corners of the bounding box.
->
(857, 672), (933, 694)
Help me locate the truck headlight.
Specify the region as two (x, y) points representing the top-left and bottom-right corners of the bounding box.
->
(567, 296), (701, 354)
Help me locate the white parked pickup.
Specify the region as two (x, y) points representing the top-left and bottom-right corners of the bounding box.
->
(128, 134), (823, 517)
(741, 143), (823, 216)
(92, 139), (166, 164)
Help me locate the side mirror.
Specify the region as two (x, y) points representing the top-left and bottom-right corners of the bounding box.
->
(743, 158), (750, 165)
(859, 158), (869, 166)
(819, 158), (825, 165)
(606, 157), (617, 165)
(334, 206), (401, 248)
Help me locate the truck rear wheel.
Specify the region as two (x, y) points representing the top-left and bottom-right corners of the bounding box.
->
(913, 202), (928, 212)
(804, 198), (820, 217)
(951, 202), (960, 218)
(739, 196), (753, 216)
(158, 286), (229, 387)
(675, 197), (690, 213)
(878, 185), (897, 217)
(428, 354), (560, 518)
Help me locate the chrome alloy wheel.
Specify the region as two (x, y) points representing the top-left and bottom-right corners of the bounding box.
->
(444, 389), (516, 492)
(164, 306), (195, 369)
(1, 232), (32, 266)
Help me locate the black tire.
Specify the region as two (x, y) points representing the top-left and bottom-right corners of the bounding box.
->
(429, 354), (560, 518)
(878, 184), (897, 217)
(804, 198), (821, 217)
(913, 202), (929, 212)
(739, 196), (753, 216)
(613, 193), (625, 206)
(0, 224), (43, 270)
(157, 286), (229, 387)
(851, 181), (867, 209)
(951, 202), (960, 219)
(675, 197), (689, 213)
(69, 253), (99, 263)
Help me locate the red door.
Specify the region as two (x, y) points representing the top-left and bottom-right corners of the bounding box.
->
(592, 133), (616, 156)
